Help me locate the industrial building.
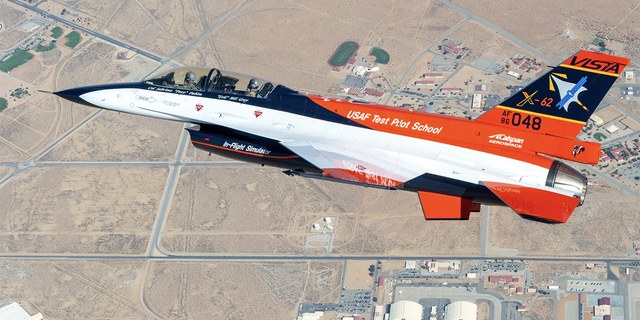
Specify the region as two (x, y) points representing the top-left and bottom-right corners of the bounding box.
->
(444, 301), (477, 320)
(389, 300), (423, 320)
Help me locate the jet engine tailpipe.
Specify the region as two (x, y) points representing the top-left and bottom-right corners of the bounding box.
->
(545, 160), (587, 206)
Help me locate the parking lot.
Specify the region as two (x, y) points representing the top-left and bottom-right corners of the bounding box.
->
(298, 303), (338, 314)
(485, 261), (526, 272)
(566, 280), (615, 293)
(338, 289), (373, 314)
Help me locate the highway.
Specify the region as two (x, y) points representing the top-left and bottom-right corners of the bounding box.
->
(0, 161), (257, 167)
(2, 253), (639, 263)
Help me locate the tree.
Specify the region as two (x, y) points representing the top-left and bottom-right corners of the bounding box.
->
(368, 265), (375, 272)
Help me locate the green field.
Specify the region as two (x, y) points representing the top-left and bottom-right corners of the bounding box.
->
(329, 41), (358, 67)
(0, 98), (7, 113)
(36, 42), (56, 52)
(0, 49), (35, 72)
(594, 132), (607, 141)
(369, 47), (389, 64)
(591, 37), (605, 47)
(65, 31), (81, 48)
(50, 26), (63, 39)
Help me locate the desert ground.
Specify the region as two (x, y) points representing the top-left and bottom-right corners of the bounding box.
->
(488, 196), (640, 258)
(344, 260), (376, 289)
(1, 0), (640, 318)
(450, 0), (640, 62)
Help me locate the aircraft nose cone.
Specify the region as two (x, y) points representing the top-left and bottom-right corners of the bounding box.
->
(54, 86), (102, 108)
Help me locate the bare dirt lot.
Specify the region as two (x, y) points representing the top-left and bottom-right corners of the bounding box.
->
(447, 20), (537, 64)
(451, 0), (640, 61)
(160, 166), (481, 256)
(41, 111), (184, 162)
(488, 196), (640, 258)
(11, 59), (41, 83)
(0, 260), (148, 318)
(0, 2), (29, 50)
(187, 0), (465, 93)
(530, 261), (602, 286)
(0, 166), (167, 254)
(344, 260), (376, 289)
(524, 298), (554, 320)
(144, 261), (323, 319)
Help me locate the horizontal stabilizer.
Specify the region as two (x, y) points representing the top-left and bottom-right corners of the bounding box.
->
(418, 191), (472, 220)
(482, 181), (580, 223)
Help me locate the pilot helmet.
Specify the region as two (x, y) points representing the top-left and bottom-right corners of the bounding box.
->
(249, 78), (260, 89)
(185, 71), (196, 82)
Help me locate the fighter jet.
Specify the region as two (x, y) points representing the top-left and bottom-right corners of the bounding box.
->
(54, 51), (629, 222)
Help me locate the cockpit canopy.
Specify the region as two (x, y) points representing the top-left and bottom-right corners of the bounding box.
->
(143, 67), (278, 99)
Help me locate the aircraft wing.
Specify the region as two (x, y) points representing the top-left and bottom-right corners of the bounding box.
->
(481, 181), (580, 222)
(278, 140), (414, 188)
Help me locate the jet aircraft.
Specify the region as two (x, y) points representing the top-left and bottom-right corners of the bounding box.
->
(53, 51), (629, 222)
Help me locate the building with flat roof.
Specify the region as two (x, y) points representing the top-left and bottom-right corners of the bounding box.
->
(606, 124), (619, 133)
(444, 301), (477, 320)
(364, 88), (384, 97)
(488, 275), (513, 283)
(595, 105), (624, 124)
(590, 114), (604, 126)
(0, 303), (43, 320)
(390, 301), (423, 320)
(20, 22), (38, 31)
(472, 94), (482, 109)
(621, 117), (640, 131)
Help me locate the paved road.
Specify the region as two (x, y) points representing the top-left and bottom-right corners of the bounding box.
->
(0, 161), (257, 167)
(147, 125), (192, 256)
(480, 205), (490, 257)
(2, 254), (639, 263)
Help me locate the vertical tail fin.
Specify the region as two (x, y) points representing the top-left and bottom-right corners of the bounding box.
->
(477, 51), (630, 139)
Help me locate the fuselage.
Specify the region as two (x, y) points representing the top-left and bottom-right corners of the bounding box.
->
(54, 65), (595, 222)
